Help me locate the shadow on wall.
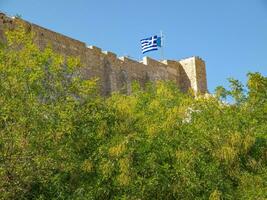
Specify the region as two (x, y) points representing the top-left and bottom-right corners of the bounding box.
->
(102, 59), (113, 96)
(117, 70), (131, 94)
(179, 67), (191, 92)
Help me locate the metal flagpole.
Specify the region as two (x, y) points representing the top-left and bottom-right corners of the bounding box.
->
(160, 30), (164, 61)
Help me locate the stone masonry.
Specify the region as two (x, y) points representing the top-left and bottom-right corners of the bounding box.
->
(0, 13), (208, 95)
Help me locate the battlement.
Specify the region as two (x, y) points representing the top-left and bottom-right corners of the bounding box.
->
(0, 12), (208, 95)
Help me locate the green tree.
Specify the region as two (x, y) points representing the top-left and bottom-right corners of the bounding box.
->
(0, 21), (99, 200)
(0, 23), (266, 200)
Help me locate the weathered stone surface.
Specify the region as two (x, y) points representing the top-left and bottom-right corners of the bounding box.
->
(0, 13), (208, 95)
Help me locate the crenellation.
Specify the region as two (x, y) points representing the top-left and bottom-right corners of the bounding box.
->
(143, 56), (165, 67)
(118, 56), (146, 76)
(88, 45), (101, 51)
(144, 57), (169, 80)
(120, 56), (133, 62)
(102, 51), (117, 60)
(0, 13), (208, 95)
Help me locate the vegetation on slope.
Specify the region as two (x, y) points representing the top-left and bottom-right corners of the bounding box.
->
(0, 24), (266, 200)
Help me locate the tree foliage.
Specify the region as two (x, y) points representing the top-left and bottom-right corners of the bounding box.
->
(0, 24), (266, 200)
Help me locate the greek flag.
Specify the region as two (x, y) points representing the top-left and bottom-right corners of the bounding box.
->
(141, 35), (161, 54)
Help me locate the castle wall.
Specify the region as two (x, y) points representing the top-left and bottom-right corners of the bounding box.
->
(0, 13), (208, 95)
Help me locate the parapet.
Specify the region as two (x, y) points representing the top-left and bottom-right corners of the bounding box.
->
(102, 51), (117, 60)
(0, 12), (208, 95)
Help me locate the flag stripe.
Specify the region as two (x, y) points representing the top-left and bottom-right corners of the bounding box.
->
(142, 44), (158, 49)
(142, 43), (157, 47)
(142, 46), (158, 54)
(142, 48), (158, 54)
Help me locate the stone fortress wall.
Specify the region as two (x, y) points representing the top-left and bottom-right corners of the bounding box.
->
(0, 13), (208, 95)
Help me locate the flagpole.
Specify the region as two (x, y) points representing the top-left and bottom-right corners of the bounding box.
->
(160, 30), (164, 61)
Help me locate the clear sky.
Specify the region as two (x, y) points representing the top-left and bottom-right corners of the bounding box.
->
(1, 0), (266, 92)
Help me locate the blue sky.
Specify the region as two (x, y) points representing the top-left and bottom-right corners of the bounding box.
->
(1, 0), (266, 92)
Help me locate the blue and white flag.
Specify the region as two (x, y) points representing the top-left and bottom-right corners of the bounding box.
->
(140, 35), (161, 54)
